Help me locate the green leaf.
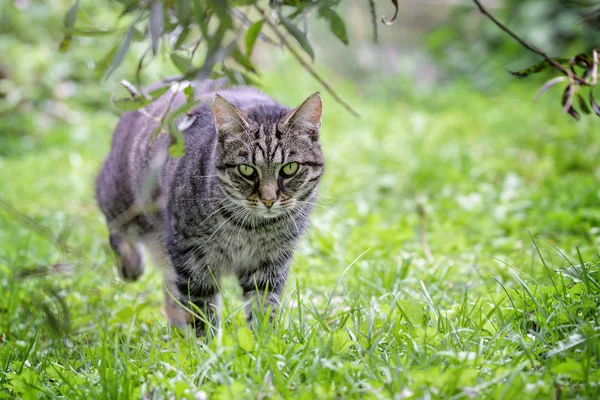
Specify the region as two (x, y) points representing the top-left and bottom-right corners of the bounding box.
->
(245, 20), (264, 56)
(561, 86), (580, 121)
(111, 306), (135, 324)
(59, 0), (80, 52)
(577, 93), (591, 114)
(184, 84), (195, 102)
(509, 58), (570, 78)
(280, 15), (314, 60)
(207, 0), (232, 28)
(222, 67), (261, 86)
(555, 261), (600, 293)
(104, 25), (134, 79)
(96, 43), (119, 73)
(170, 52), (194, 74)
(328, 10), (348, 45)
(168, 120), (186, 158)
(551, 359), (585, 381)
(232, 47), (257, 74)
(320, 8), (348, 45)
(237, 327), (254, 352)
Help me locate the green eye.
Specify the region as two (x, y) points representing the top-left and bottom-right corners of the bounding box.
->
(238, 164), (255, 177)
(281, 162), (299, 177)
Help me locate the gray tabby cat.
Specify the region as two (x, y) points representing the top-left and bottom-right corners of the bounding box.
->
(95, 82), (324, 336)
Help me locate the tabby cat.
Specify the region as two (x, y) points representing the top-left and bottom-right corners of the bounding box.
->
(95, 82), (324, 336)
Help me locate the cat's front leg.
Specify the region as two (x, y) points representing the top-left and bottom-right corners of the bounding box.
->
(168, 240), (221, 338)
(238, 259), (290, 327)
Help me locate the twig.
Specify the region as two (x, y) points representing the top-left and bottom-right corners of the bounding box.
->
(368, 0), (379, 44)
(255, 5), (360, 118)
(472, 0), (587, 86)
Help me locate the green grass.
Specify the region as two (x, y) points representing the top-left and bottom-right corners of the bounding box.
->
(2, 57), (600, 399)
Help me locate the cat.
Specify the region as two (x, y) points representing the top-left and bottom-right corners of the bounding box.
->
(95, 81), (324, 337)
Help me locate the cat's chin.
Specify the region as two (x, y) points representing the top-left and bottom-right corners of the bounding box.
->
(251, 207), (285, 219)
(256, 210), (283, 219)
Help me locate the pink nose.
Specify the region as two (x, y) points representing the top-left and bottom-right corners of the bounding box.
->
(262, 198), (276, 208)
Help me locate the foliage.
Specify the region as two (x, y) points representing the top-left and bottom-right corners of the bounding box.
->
(54, 0), (400, 153)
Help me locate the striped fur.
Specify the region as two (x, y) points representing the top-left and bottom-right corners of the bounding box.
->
(95, 83), (323, 336)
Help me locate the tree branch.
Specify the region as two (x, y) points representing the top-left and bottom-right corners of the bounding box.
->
(255, 5), (360, 118)
(472, 0), (587, 86)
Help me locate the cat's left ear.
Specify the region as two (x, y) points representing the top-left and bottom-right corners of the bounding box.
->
(282, 93), (322, 135)
(213, 94), (249, 135)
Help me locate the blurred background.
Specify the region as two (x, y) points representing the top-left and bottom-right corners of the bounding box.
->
(1, 0), (599, 155)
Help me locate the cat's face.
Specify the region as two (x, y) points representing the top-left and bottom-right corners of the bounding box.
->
(214, 94), (324, 219)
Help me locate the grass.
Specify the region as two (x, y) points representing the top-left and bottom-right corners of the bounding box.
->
(1, 56), (600, 399)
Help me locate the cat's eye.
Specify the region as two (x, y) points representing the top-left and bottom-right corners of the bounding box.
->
(281, 162), (299, 177)
(238, 164), (256, 178)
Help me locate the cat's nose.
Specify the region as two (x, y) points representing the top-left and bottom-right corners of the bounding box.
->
(262, 198), (276, 208)
(259, 184), (278, 208)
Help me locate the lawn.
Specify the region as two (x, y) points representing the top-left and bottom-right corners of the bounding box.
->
(1, 56), (600, 399)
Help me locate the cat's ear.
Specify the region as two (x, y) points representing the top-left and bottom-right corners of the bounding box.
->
(282, 93), (322, 135)
(213, 94), (249, 135)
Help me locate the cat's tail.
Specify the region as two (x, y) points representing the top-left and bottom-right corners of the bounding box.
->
(109, 232), (145, 281)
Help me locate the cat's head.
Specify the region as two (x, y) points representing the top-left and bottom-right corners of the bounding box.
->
(214, 93), (324, 219)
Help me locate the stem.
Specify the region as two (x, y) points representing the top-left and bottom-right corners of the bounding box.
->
(472, 0), (587, 86)
(255, 5), (360, 118)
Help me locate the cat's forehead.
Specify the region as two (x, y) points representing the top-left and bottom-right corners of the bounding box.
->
(247, 124), (286, 165)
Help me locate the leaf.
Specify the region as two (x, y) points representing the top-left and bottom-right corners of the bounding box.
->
(222, 67), (261, 86)
(96, 43), (119, 73)
(111, 306), (135, 324)
(170, 52), (194, 74)
(327, 10), (348, 45)
(280, 15), (315, 61)
(237, 327), (254, 352)
(319, 8), (348, 45)
(149, 1), (164, 55)
(174, 24), (191, 49)
(175, 0), (192, 25)
(551, 359), (585, 380)
(168, 120), (186, 158)
(104, 25), (134, 79)
(570, 53), (592, 77)
(184, 84), (195, 102)
(577, 93), (591, 114)
(556, 263), (599, 286)
(509, 58), (570, 78)
(381, 0), (399, 26)
(69, 28), (115, 37)
(534, 77), (567, 101)
(207, 0), (232, 28)
(561, 85), (580, 120)
(590, 89), (600, 116)
(112, 85), (170, 111)
(245, 20), (264, 56)
(232, 46), (257, 74)
(59, 0), (80, 52)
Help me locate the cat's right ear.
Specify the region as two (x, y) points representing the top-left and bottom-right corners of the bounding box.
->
(213, 94), (249, 135)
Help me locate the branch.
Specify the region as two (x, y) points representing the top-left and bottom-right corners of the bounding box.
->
(255, 5), (360, 118)
(472, 0), (587, 86)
